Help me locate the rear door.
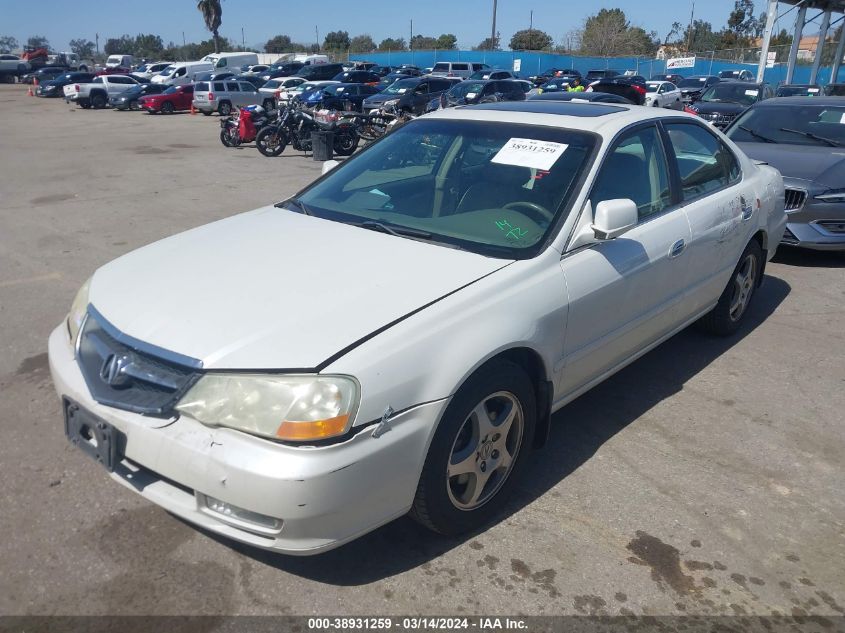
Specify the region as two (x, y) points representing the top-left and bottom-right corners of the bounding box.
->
(224, 81), (241, 106)
(558, 124), (691, 397)
(239, 82), (259, 105)
(662, 121), (748, 317)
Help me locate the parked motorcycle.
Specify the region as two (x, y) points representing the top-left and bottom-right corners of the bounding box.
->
(219, 105), (276, 148)
(255, 101), (360, 158)
(355, 103), (415, 142)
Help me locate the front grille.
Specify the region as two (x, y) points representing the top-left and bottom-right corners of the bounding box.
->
(700, 112), (738, 127)
(816, 220), (845, 234)
(77, 308), (201, 417)
(784, 189), (807, 211)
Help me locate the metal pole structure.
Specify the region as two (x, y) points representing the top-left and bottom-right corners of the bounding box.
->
(315, 26), (319, 52)
(709, 50), (715, 74)
(241, 27), (245, 50)
(810, 9), (832, 83)
(786, 4), (807, 83)
(756, 0), (778, 82)
(830, 20), (845, 83)
(530, 10), (533, 51)
(491, 0), (498, 50)
(687, 0), (696, 51)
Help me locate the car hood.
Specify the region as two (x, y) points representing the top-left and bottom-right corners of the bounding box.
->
(735, 141), (845, 188)
(88, 206), (510, 370)
(680, 85), (707, 93)
(365, 93), (404, 104)
(691, 101), (747, 114)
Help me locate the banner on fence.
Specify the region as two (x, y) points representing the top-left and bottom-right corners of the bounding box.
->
(666, 56), (696, 69)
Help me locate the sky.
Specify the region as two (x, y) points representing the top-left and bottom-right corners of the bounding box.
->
(3, 0), (761, 53)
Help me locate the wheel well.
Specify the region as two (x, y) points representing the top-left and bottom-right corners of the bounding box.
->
(491, 347), (552, 449)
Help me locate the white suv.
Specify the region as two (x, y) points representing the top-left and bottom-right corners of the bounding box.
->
(192, 79), (263, 116)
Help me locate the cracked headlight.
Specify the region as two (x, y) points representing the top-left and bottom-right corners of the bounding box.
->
(176, 374), (359, 442)
(67, 277), (91, 343)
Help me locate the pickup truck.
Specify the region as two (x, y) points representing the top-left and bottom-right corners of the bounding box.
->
(63, 74), (140, 108)
(0, 54), (29, 82)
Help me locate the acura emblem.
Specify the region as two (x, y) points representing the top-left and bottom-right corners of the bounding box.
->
(100, 352), (132, 387)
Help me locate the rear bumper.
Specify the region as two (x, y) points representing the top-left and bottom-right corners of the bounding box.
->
(48, 325), (446, 555)
(192, 99), (214, 113)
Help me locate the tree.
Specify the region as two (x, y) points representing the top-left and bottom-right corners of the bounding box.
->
(663, 22), (683, 46)
(104, 35), (134, 55)
(133, 34), (164, 59)
(378, 37), (407, 51)
(474, 33), (500, 51)
(196, 0), (223, 53)
(0, 35), (19, 53)
(69, 38), (95, 59)
(265, 34), (292, 53)
(410, 35), (438, 50)
(350, 35), (376, 53)
(26, 36), (50, 51)
(509, 29), (552, 51)
(681, 20), (722, 52)
(436, 34), (458, 50)
(580, 9), (657, 56)
(323, 30), (350, 52)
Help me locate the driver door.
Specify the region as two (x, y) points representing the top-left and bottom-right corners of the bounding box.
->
(557, 124), (692, 398)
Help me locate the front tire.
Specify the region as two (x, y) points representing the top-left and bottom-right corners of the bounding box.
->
(256, 126), (286, 156)
(129, 99), (140, 111)
(218, 101), (232, 116)
(161, 101), (174, 114)
(219, 127), (240, 147)
(333, 129), (359, 156)
(697, 240), (763, 336)
(411, 360), (536, 536)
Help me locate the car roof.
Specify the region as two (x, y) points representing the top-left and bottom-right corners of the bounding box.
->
(427, 100), (700, 133)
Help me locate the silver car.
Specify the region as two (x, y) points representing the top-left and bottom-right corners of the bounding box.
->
(192, 79), (263, 116)
(727, 97), (845, 251)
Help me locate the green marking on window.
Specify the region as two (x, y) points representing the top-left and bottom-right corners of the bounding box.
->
(496, 219), (528, 241)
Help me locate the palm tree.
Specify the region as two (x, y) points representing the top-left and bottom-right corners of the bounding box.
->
(197, 0), (223, 53)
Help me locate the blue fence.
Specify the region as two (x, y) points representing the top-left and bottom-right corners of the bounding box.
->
(350, 50), (843, 85)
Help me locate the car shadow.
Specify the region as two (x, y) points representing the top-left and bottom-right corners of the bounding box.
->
(196, 275), (791, 584)
(772, 245), (845, 268)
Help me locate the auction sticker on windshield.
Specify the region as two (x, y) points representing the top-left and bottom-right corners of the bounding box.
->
(492, 138), (568, 170)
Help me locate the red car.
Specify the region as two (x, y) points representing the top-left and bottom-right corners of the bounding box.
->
(139, 84), (194, 114)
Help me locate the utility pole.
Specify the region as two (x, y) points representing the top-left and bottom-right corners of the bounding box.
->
(182, 31), (186, 61)
(95, 33), (99, 56)
(410, 19), (413, 49)
(491, 0), (498, 49)
(530, 10), (533, 50)
(315, 26), (319, 52)
(241, 27), (245, 50)
(686, 0), (695, 52)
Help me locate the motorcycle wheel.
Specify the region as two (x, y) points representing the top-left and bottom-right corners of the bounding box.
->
(333, 130), (359, 156)
(219, 128), (240, 148)
(256, 126), (286, 157)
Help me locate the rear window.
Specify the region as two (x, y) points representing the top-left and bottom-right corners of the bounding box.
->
(453, 64), (469, 71)
(195, 82), (209, 92)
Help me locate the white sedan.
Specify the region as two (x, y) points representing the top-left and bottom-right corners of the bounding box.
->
(645, 80), (683, 109)
(49, 102), (786, 555)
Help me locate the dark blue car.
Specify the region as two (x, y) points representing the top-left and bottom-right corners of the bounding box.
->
(301, 83), (381, 112)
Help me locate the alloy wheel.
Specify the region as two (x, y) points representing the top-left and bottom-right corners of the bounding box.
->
(729, 253), (757, 321)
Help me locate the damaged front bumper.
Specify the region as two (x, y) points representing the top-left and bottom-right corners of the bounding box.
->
(48, 325), (446, 555)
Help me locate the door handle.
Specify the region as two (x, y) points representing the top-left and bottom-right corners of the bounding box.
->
(669, 239), (686, 258)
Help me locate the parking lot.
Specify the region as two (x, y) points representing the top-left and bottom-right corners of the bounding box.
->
(1, 82), (844, 621)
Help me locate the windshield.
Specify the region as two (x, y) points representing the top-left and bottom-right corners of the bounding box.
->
(432, 63), (450, 71)
(678, 77), (708, 88)
(383, 78), (418, 94)
(324, 84), (350, 96)
(107, 56), (122, 64)
(449, 81), (486, 99)
(777, 85), (821, 97)
(700, 83), (760, 105)
(645, 83), (660, 93)
(470, 71), (494, 79)
(727, 104), (845, 146)
(719, 71), (740, 78)
(290, 119), (596, 257)
(163, 86), (180, 94)
(160, 65), (176, 76)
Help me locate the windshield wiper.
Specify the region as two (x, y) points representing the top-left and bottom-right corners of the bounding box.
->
(358, 220), (433, 239)
(277, 197), (314, 215)
(779, 127), (842, 147)
(739, 125), (778, 143)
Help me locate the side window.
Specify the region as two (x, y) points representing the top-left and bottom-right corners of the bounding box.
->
(416, 82), (429, 94)
(591, 125), (671, 220)
(665, 123), (740, 200)
(174, 67), (186, 77)
(239, 82), (254, 92)
(225, 82), (240, 92)
(218, 58), (227, 67)
(213, 82), (225, 91)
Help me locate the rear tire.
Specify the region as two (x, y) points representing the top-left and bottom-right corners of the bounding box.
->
(410, 359), (536, 536)
(161, 101), (175, 114)
(262, 98), (274, 110)
(90, 93), (106, 109)
(333, 130), (359, 156)
(696, 240), (763, 336)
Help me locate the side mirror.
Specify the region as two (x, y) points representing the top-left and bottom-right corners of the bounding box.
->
(591, 199), (638, 240)
(321, 159), (340, 175)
